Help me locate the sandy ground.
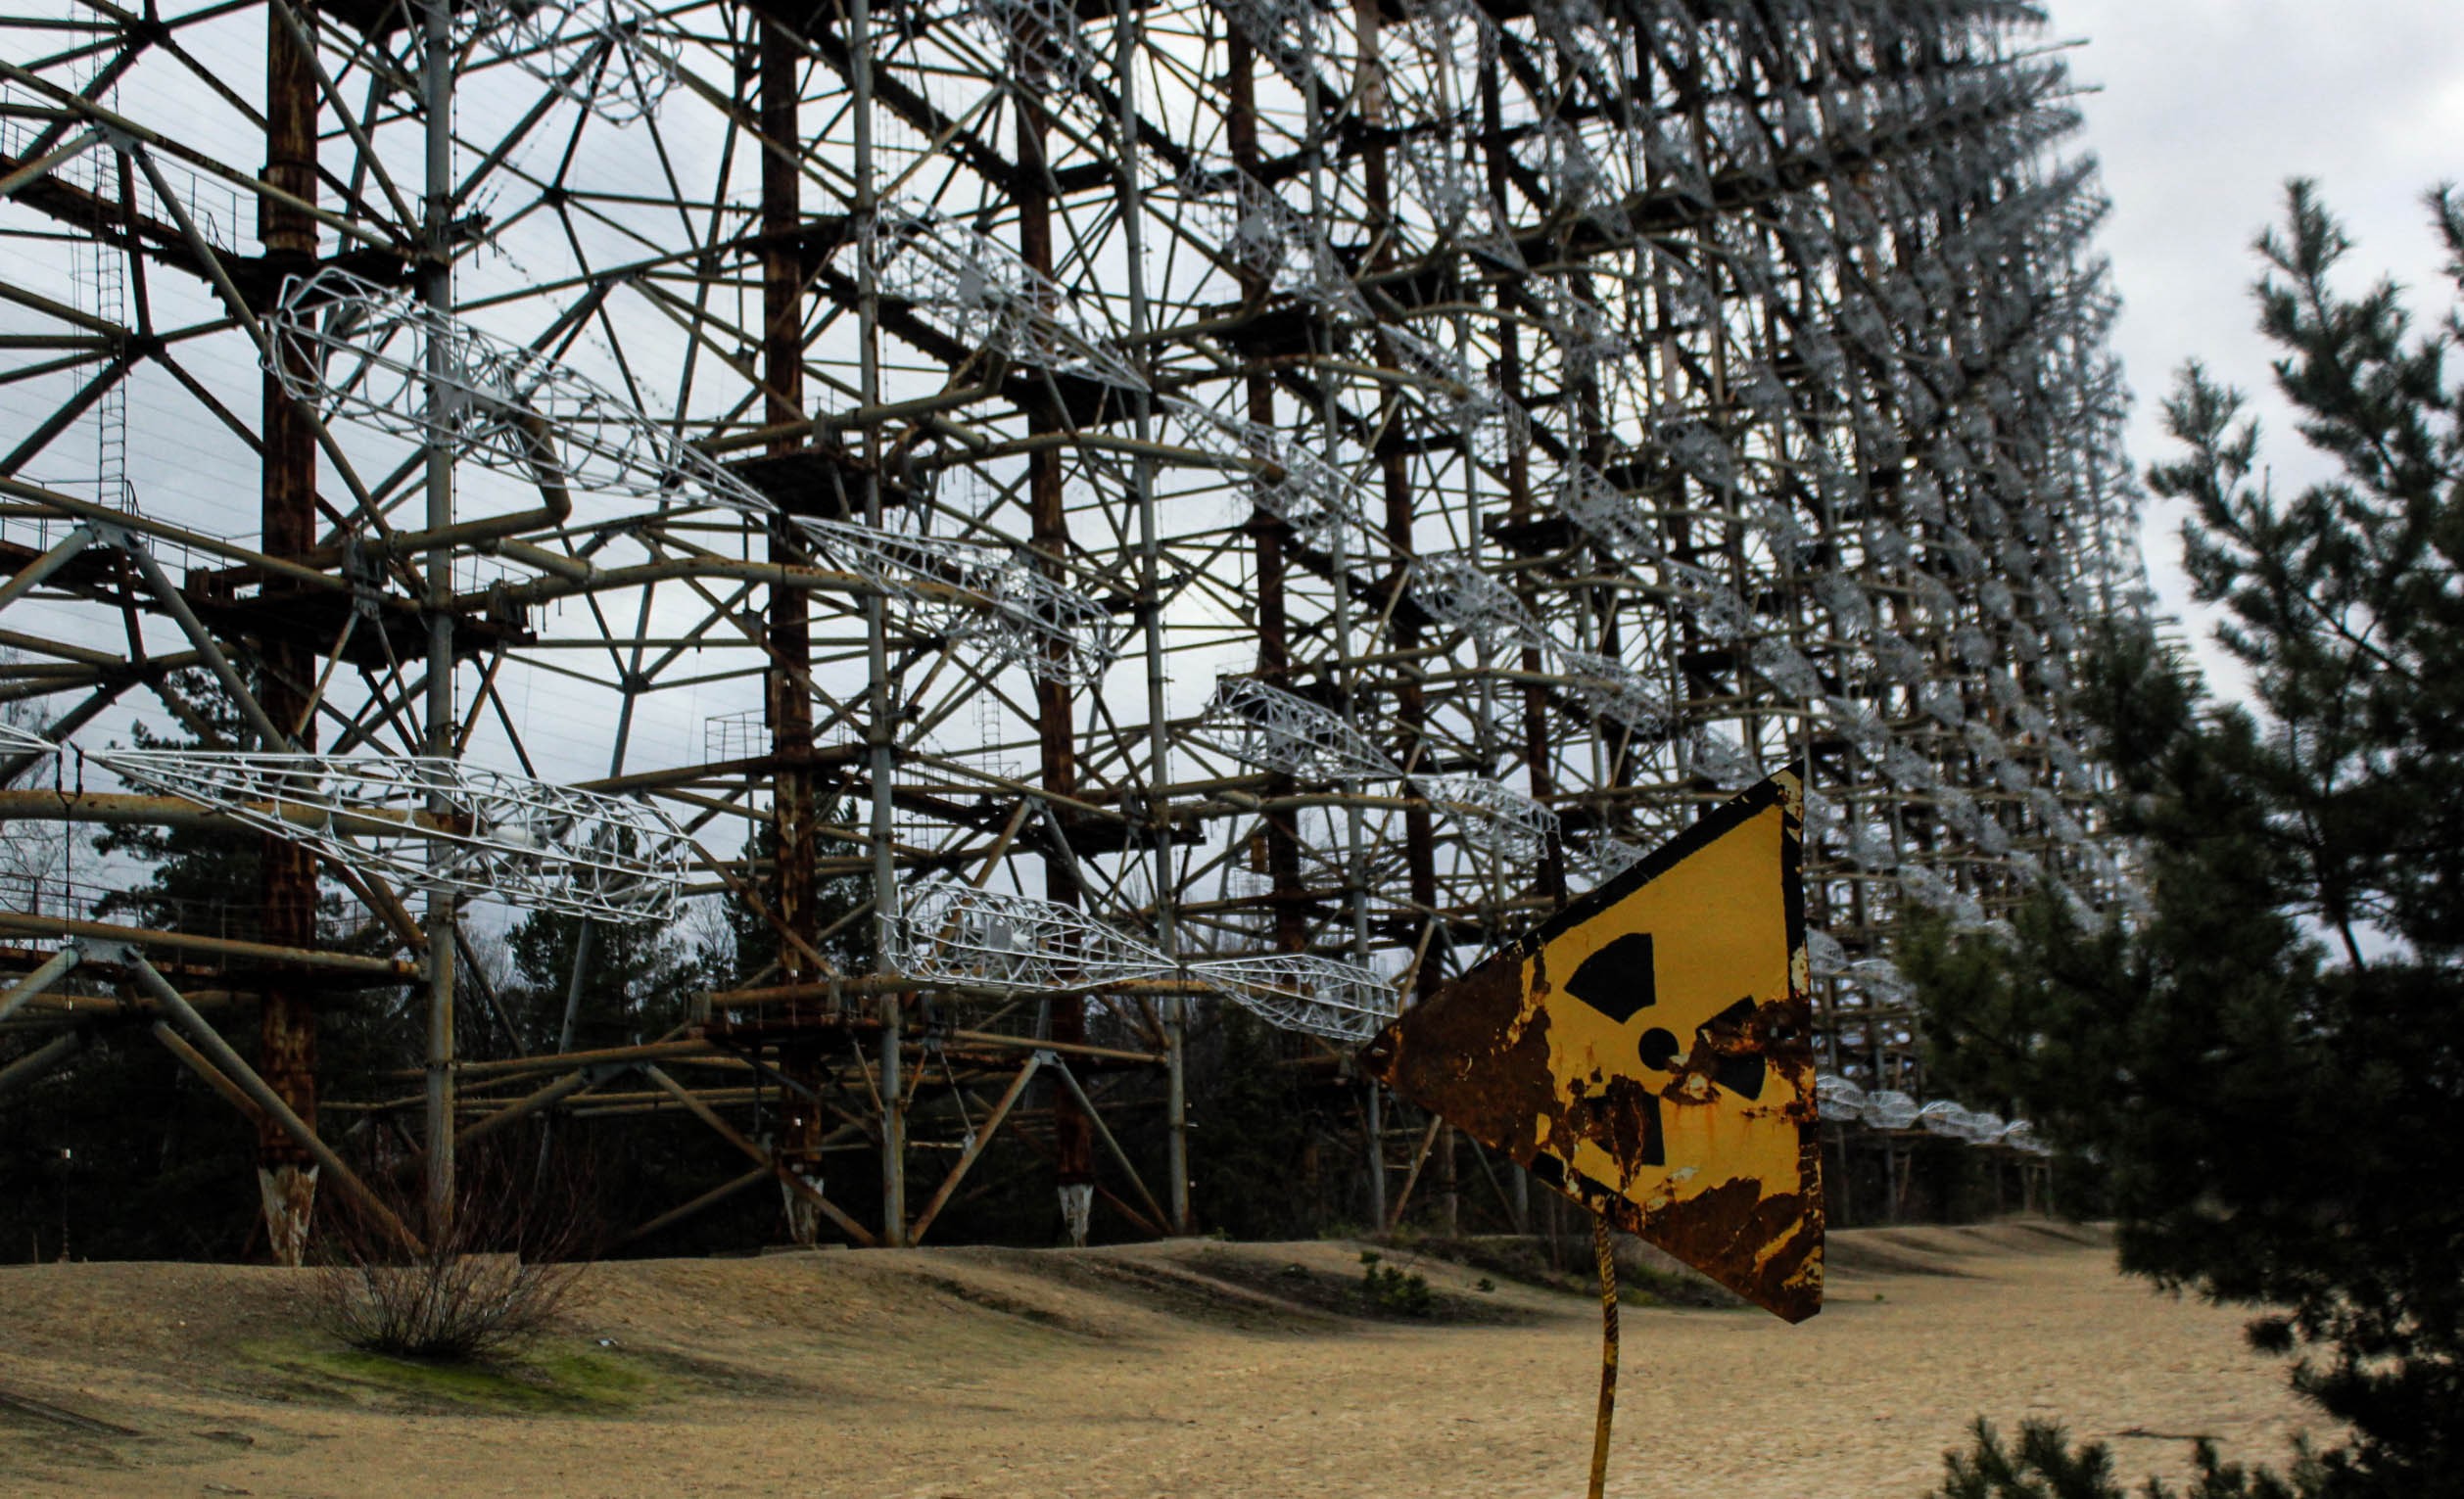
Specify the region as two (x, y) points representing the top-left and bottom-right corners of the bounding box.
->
(0, 1220), (2316, 1499)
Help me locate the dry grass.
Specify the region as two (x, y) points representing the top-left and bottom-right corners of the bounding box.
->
(0, 1223), (2320, 1499)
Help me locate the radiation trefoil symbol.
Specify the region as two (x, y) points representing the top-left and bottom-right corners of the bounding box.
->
(1562, 930), (1767, 1166)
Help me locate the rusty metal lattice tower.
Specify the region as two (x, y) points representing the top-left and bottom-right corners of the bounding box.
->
(0, 0), (2142, 1253)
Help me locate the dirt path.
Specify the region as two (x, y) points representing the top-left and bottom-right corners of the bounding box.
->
(0, 1221), (2316, 1498)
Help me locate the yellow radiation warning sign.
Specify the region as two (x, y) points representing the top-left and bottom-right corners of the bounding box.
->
(1362, 766), (1823, 1322)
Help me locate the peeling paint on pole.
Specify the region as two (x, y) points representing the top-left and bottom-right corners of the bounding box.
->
(1362, 766), (1823, 1323)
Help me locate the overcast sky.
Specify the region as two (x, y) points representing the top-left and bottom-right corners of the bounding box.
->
(2055, 0), (2464, 689)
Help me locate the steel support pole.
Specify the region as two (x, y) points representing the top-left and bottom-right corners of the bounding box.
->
(0, 945), (80, 1025)
(0, 910), (416, 974)
(1352, 0), (1440, 1004)
(617, 1166), (773, 1249)
(1112, 0), (1186, 1236)
(153, 1020), (267, 1124)
(0, 1030), (80, 1099)
(1224, 37), (1308, 961)
(1365, 1079), (1386, 1229)
(761, 17), (828, 1243)
(0, 527), (91, 619)
(1480, 50), (1567, 913)
(1047, 1059), (1169, 1232)
(848, 0), (905, 1247)
(1009, 21), (1093, 1246)
(418, 0), (458, 1241)
(908, 1051), (1041, 1243)
(1294, 47), (1371, 978)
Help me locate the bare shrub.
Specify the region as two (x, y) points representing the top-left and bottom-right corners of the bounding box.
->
(316, 1144), (598, 1362)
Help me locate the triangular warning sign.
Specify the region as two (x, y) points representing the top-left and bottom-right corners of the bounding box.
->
(1362, 766), (1823, 1322)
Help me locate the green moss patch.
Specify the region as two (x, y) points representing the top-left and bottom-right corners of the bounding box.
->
(244, 1337), (655, 1416)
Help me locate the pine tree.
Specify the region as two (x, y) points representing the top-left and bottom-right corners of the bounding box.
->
(720, 804), (876, 990)
(89, 673), (261, 937)
(504, 899), (706, 1054)
(1909, 182), (2464, 1496)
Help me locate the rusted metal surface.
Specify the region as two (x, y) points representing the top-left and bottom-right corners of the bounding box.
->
(761, 24), (831, 1242)
(1363, 766), (1824, 1323)
(1016, 56), (1095, 1243)
(257, 0), (322, 1265)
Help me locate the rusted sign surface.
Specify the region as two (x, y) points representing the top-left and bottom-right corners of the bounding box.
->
(1362, 766), (1823, 1322)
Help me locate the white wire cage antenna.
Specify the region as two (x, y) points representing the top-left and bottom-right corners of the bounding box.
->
(1837, 283), (1898, 366)
(1523, 117), (1610, 218)
(1916, 1099), (1978, 1140)
(1894, 567), (1955, 634)
(1526, 0), (1624, 96)
(1810, 567), (1877, 637)
(1839, 817), (1897, 870)
(1964, 1109), (2012, 1147)
(89, 749), (689, 924)
(1881, 740), (1939, 793)
(1175, 162), (1281, 276)
(1801, 786), (1842, 845)
(1419, 774), (1558, 863)
(1802, 928), (1845, 983)
(1912, 870), (1990, 930)
(1870, 628), (1928, 686)
(872, 206), (1148, 392)
(889, 888), (1398, 1044)
(1186, 951), (1398, 1043)
(1399, 149), (1525, 270)
(1217, 0), (1324, 92)
(1537, 281), (1632, 379)
(1822, 695), (1892, 761)
(1557, 459), (1663, 564)
(1188, 167), (1366, 316)
(1703, 94), (1776, 188)
(1409, 551), (1547, 654)
(1814, 1071), (1867, 1120)
(1659, 418), (1742, 492)
(1574, 835), (1647, 889)
(1384, 324), (1504, 432)
(466, 0), (679, 124)
(1687, 729), (1761, 790)
(960, 0), (1106, 94)
(1558, 649), (1668, 736)
(1989, 754), (2034, 798)
(1181, 676), (1399, 784)
(1962, 717), (2011, 768)
(1664, 560), (1755, 643)
(1158, 397), (1395, 568)
(791, 518), (1122, 685)
(1750, 635), (1824, 702)
(0, 722), (60, 759)
(268, 268), (774, 521)
(1467, 394), (1539, 483)
(1933, 784), (1985, 842)
(2028, 786), (2090, 848)
(890, 885), (1174, 994)
(1860, 1088), (1919, 1130)
(2001, 1120), (2052, 1155)
(1844, 956), (1910, 1007)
